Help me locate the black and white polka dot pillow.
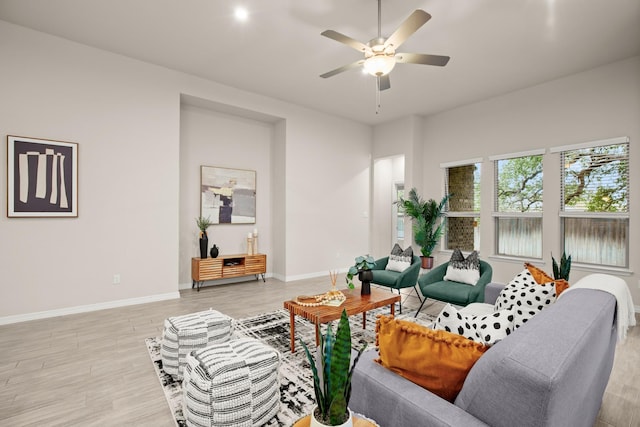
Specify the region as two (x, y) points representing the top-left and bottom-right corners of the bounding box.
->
(472, 308), (515, 345)
(434, 303), (515, 345)
(511, 281), (557, 328)
(434, 303), (478, 341)
(495, 269), (539, 311)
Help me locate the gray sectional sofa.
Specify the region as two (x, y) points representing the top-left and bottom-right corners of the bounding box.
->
(350, 282), (618, 427)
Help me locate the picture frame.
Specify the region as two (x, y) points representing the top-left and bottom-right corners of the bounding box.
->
(7, 135), (78, 218)
(201, 165), (256, 224)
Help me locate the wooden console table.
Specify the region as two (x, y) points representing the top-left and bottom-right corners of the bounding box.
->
(191, 253), (266, 291)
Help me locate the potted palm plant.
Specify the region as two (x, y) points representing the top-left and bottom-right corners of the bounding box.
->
(396, 188), (450, 269)
(300, 309), (367, 427)
(196, 216), (213, 259)
(345, 255), (376, 295)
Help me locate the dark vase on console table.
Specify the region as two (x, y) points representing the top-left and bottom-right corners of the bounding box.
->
(359, 270), (373, 295)
(210, 244), (219, 258)
(199, 232), (208, 259)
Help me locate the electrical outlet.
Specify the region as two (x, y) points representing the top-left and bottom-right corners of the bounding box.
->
(113, 274), (121, 285)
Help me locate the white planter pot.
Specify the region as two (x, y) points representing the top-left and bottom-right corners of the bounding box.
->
(310, 408), (353, 427)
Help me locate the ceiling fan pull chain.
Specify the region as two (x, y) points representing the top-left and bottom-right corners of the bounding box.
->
(376, 77), (381, 114)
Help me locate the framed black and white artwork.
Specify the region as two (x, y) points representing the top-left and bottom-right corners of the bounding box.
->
(201, 165), (256, 224)
(7, 135), (78, 218)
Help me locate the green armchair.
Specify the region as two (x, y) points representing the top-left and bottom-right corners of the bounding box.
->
(415, 260), (493, 315)
(370, 255), (422, 312)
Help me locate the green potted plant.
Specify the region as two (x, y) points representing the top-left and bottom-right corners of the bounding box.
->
(345, 255), (376, 295)
(552, 251), (572, 281)
(196, 216), (213, 259)
(300, 309), (367, 427)
(396, 188), (450, 269)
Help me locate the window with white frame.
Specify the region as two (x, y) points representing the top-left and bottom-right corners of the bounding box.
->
(443, 161), (481, 252)
(554, 137), (629, 268)
(491, 150), (544, 258)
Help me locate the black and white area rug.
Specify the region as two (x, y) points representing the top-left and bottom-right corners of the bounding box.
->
(145, 306), (439, 427)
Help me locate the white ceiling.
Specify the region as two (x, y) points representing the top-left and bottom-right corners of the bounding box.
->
(1, 0), (639, 125)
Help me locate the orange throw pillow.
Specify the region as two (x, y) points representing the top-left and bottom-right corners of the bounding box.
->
(525, 262), (570, 296)
(375, 315), (488, 402)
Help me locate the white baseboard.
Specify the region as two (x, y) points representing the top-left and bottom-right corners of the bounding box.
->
(284, 268), (349, 282)
(0, 292), (181, 326)
(271, 273), (286, 282)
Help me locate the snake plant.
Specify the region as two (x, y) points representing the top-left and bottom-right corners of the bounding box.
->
(552, 251), (572, 281)
(300, 309), (367, 425)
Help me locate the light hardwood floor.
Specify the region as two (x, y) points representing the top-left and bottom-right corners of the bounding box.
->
(1, 277), (638, 426)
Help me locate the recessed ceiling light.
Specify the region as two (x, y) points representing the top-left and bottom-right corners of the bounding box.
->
(234, 6), (249, 22)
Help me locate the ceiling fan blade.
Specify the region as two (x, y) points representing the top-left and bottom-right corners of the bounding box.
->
(320, 60), (365, 78)
(396, 52), (450, 66)
(378, 74), (391, 91)
(321, 30), (369, 53)
(384, 10), (431, 50)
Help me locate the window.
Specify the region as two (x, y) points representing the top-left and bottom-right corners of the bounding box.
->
(557, 138), (629, 267)
(492, 151), (544, 258)
(444, 161), (481, 251)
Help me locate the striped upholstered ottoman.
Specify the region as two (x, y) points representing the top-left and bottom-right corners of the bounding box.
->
(161, 309), (233, 380)
(182, 338), (280, 427)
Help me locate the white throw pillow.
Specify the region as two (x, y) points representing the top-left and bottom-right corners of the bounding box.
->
(495, 269), (557, 329)
(510, 281), (557, 328)
(434, 304), (478, 341)
(473, 309), (516, 345)
(434, 303), (515, 346)
(443, 249), (480, 285)
(494, 269), (538, 311)
(385, 244), (413, 272)
(386, 257), (411, 273)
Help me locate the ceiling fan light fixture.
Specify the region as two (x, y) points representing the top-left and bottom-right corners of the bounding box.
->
(363, 54), (396, 76)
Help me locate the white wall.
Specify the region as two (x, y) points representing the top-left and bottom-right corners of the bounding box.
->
(0, 20), (372, 321)
(371, 156), (405, 257)
(179, 103), (275, 287)
(371, 115), (423, 257)
(0, 20), (181, 320)
(271, 120), (287, 279)
(421, 56), (640, 305)
(282, 116), (372, 279)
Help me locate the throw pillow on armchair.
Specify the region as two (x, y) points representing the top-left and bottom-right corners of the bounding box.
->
(385, 243), (413, 273)
(443, 248), (480, 285)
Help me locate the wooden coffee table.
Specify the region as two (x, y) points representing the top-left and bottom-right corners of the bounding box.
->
(283, 287), (400, 353)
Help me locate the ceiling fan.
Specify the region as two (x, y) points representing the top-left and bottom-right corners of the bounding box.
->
(320, 0), (450, 93)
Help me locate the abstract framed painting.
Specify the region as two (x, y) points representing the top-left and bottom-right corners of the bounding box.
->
(7, 135), (78, 218)
(201, 165), (256, 224)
